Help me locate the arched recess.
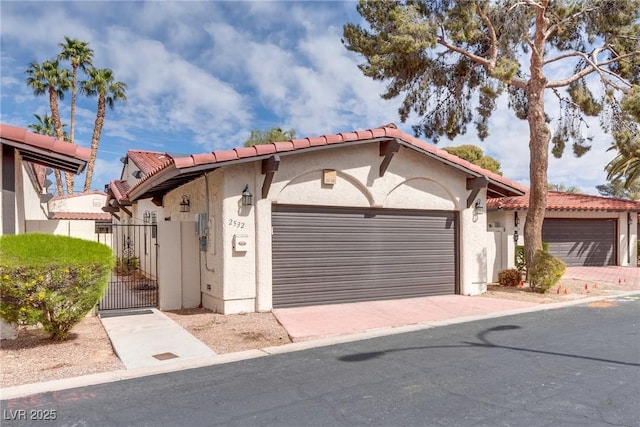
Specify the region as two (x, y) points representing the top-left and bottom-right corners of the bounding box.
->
(385, 177), (459, 210)
(275, 169), (374, 207)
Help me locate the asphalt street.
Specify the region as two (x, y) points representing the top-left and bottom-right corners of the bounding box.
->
(2, 296), (639, 427)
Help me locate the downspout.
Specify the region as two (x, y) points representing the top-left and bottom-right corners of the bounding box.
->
(203, 173), (215, 273)
(628, 212), (631, 265)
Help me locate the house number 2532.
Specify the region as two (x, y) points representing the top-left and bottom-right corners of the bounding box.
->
(228, 219), (245, 229)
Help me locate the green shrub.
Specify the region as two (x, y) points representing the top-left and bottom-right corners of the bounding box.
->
(516, 242), (550, 273)
(0, 233), (114, 340)
(115, 256), (139, 275)
(497, 268), (522, 287)
(528, 250), (566, 294)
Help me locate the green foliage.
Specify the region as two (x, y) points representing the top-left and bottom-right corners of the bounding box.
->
(528, 250), (566, 294)
(115, 256), (139, 275)
(0, 234), (114, 340)
(497, 269), (521, 287)
(343, 0), (640, 146)
(244, 127), (296, 147)
(515, 245), (526, 272)
(548, 183), (582, 193)
(596, 178), (640, 200)
(442, 144), (502, 174)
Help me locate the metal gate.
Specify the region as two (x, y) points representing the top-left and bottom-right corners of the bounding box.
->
(98, 223), (158, 310)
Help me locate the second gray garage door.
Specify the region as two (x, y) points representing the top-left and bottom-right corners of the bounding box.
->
(272, 205), (457, 308)
(542, 218), (616, 266)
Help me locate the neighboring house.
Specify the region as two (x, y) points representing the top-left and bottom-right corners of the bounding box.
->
(106, 124), (526, 314)
(487, 192), (639, 280)
(24, 191), (113, 245)
(0, 123), (89, 236)
(0, 123), (90, 339)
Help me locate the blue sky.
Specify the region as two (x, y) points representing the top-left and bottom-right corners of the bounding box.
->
(0, 1), (616, 195)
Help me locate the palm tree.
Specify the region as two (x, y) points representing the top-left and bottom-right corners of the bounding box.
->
(25, 61), (71, 194)
(607, 137), (640, 189)
(58, 37), (94, 193)
(28, 113), (69, 139)
(81, 67), (127, 191)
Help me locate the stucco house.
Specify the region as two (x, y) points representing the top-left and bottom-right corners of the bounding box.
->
(487, 192), (639, 280)
(0, 123), (90, 236)
(105, 124), (527, 314)
(1, 123), (91, 339)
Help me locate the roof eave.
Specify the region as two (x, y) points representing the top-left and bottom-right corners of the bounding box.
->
(2, 138), (87, 174)
(127, 135), (526, 201)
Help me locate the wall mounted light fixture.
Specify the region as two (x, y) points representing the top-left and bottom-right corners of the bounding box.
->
(179, 195), (190, 212)
(143, 211), (151, 223)
(514, 230), (519, 243)
(474, 200), (484, 215)
(241, 185), (253, 206)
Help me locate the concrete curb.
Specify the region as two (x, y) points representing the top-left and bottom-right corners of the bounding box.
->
(2, 291), (638, 400)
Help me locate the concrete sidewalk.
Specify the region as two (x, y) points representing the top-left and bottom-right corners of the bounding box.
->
(99, 309), (216, 369)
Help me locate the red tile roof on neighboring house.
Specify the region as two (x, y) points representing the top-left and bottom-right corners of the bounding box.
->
(0, 123), (90, 174)
(127, 150), (172, 175)
(487, 191), (640, 212)
(49, 212), (112, 221)
(118, 124), (527, 203)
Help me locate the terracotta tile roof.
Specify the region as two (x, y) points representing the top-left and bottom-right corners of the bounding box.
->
(124, 124), (527, 202)
(127, 150), (172, 175)
(0, 123), (90, 173)
(487, 191), (640, 212)
(107, 180), (131, 204)
(49, 212), (112, 221)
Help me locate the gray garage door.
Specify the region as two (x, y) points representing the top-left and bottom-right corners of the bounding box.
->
(542, 219), (616, 266)
(272, 205), (458, 308)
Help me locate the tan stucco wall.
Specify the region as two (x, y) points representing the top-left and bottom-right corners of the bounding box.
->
(160, 144), (489, 314)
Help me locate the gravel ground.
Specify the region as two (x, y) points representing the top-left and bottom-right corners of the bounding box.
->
(2, 277), (636, 389)
(0, 317), (123, 388)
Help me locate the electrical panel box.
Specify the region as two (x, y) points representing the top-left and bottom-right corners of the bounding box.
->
(232, 234), (249, 252)
(196, 213), (208, 237)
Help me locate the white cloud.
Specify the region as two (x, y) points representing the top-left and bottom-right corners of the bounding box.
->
(0, 1), (625, 196)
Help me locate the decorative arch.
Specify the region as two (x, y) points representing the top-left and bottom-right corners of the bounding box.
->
(385, 177), (460, 210)
(275, 169), (374, 207)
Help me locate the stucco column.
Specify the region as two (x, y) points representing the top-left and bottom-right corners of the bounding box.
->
(255, 198), (273, 311)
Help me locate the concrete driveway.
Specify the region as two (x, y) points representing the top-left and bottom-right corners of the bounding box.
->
(563, 266), (640, 288)
(273, 266), (640, 343)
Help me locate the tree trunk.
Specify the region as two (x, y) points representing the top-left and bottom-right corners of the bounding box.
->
(84, 95), (105, 192)
(49, 86), (68, 195)
(65, 65), (78, 195)
(53, 170), (64, 196)
(524, 1), (551, 271)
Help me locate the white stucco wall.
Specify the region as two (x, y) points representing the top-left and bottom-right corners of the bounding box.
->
(48, 192), (107, 213)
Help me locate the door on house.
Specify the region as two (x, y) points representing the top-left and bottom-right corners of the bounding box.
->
(98, 223), (159, 310)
